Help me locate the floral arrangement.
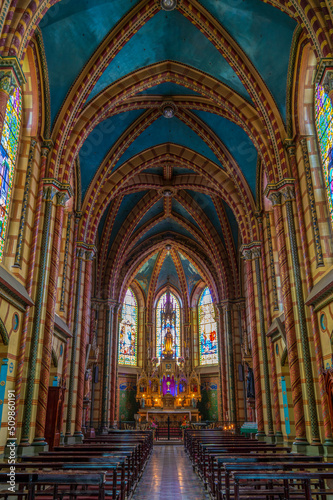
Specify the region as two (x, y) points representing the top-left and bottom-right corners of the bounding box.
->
(178, 357), (185, 364)
(181, 419), (189, 429)
(150, 421), (157, 429)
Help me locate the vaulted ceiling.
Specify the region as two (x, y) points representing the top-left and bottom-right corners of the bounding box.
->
(40, 0), (298, 304)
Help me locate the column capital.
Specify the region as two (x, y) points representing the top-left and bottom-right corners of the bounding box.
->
(0, 56), (26, 88)
(41, 140), (53, 158)
(240, 242), (261, 260)
(315, 58), (333, 89)
(284, 139), (296, 157)
(264, 179), (295, 205)
(43, 178), (74, 204)
(76, 241), (97, 260)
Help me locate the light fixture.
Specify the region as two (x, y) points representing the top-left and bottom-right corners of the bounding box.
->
(161, 0), (178, 11)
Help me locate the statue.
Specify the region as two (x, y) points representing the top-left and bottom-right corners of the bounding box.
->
(246, 365), (255, 399)
(162, 327), (174, 359)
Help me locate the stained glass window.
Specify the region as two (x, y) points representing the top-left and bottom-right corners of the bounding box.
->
(118, 288), (138, 366)
(315, 84), (333, 222)
(0, 87), (21, 262)
(199, 287), (218, 365)
(156, 291), (180, 360)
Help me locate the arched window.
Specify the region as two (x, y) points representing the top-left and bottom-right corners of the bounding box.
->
(0, 87), (22, 262)
(199, 287), (218, 365)
(118, 288), (138, 366)
(315, 84), (333, 223)
(156, 290), (180, 360)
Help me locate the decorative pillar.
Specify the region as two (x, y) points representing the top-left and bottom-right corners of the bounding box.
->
(13, 138), (37, 268)
(33, 185), (71, 446)
(110, 304), (120, 425)
(224, 304), (236, 425)
(65, 246), (85, 437)
(286, 144), (328, 446)
(60, 212), (72, 311)
(20, 184), (57, 446)
(75, 248), (95, 436)
(282, 182), (320, 444)
(58, 212), (81, 438)
(252, 245), (274, 436)
(242, 249), (265, 436)
(237, 304), (248, 422)
(216, 304), (228, 421)
(0, 59), (25, 138)
(14, 143), (52, 430)
(266, 186), (308, 445)
(257, 216), (282, 437)
(101, 303), (113, 433)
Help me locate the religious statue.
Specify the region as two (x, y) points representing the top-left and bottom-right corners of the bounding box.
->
(162, 327), (174, 359)
(246, 365), (255, 399)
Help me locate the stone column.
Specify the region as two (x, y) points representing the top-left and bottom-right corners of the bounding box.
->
(100, 303), (113, 433)
(19, 184), (57, 447)
(242, 249), (265, 436)
(266, 186), (308, 445)
(252, 246), (274, 436)
(238, 304), (248, 422)
(75, 249), (95, 437)
(58, 212), (80, 438)
(214, 306), (223, 420)
(286, 140), (333, 446)
(216, 304), (228, 422)
(14, 143), (52, 431)
(257, 216), (282, 438)
(280, 178), (321, 445)
(65, 246), (85, 438)
(33, 185), (71, 446)
(110, 304), (121, 425)
(224, 304), (236, 425)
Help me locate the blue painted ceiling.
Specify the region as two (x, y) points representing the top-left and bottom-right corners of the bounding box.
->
(112, 116), (223, 171)
(134, 252), (159, 296)
(40, 0), (297, 295)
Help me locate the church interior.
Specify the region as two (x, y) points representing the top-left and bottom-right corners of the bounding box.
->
(1, 0), (333, 496)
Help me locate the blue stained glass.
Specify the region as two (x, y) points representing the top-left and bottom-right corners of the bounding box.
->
(315, 84), (333, 223)
(156, 291), (180, 360)
(118, 288), (138, 366)
(199, 287), (218, 365)
(0, 87), (21, 261)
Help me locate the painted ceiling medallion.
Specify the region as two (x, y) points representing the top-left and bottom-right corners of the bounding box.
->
(165, 244), (172, 251)
(160, 0), (178, 11)
(163, 189), (173, 197)
(161, 102), (177, 118)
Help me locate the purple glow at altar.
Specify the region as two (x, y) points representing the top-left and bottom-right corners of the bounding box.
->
(162, 375), (176, 396)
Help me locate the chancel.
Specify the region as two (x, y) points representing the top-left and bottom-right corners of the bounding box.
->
(2, 0), (333, 497)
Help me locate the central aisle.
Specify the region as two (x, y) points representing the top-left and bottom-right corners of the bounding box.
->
(132, 445), (210, 500)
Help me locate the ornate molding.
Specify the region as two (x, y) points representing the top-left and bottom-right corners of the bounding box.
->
(264, 179), (295, 205)
(315, 58), (333, 87)
(160, 0), (179, 11)
(0, 56), (26, 86)
(240, 242), (261, 260)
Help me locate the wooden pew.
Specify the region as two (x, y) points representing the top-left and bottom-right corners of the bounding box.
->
(232, 471), (333, 500)
(0, 471), (106, 500)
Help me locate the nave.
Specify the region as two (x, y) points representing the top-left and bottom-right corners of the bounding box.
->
(132, 445), (209, 500)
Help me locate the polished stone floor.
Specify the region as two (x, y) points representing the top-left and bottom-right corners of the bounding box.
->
(132, 445), (210, 500)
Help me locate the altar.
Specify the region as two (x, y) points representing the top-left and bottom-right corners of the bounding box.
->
(136, 284), (202, 424)
(138, 408), (200, 423)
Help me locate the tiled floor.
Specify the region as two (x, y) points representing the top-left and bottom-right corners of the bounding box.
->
(132, 445), (210, 500)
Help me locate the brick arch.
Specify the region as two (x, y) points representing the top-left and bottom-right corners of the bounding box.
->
(57, 63), (276, 185)
(113, 236), (221, 308)
(82, 145), (255, 247)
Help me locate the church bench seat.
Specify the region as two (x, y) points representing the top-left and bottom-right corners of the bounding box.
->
(232, 471), (333, 500)
(209, 456), (323, 500)
(220, 462), (333, 500)
(0, 472), (107, 500)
